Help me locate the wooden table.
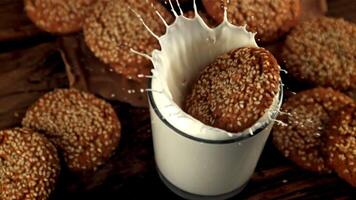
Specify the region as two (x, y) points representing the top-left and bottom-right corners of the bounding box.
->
(0, 0), (355, 199)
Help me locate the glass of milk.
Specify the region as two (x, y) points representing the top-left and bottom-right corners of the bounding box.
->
(146, 8), (283, 199)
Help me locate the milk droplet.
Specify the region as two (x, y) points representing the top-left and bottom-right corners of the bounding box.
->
(279, 111), (292, 117)
(280, 68), (288, 74)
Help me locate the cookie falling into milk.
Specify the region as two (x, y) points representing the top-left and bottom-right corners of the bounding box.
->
(184, 47), (280, 133)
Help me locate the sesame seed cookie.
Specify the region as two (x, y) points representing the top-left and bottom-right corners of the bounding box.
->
(0, 128), (60, 200)
(272, 88), (354, 173)
(184, 47), (280, 133)
(282, 17), (356, 91)
(84, 0), (173, 80)
(22, 89), (121, 172)
(202, 0), (301, 43)
(325, 105), (356, 187)
(24, 0), (97, 34)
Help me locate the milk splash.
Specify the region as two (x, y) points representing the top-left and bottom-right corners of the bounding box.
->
(132, 0), (283, 141)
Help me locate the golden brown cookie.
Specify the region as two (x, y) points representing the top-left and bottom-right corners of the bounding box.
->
(282, 17), (356, 91)
(24, 0), (97, 34)
(84, 0), (173, 80)
(273, 88), (354, 173)
(184, 47), (280, 133)
(22, 89), (121, 172)
(0, 128), (60, 200)
(325, 105), (356, 187)
(202, 0), (301, 43)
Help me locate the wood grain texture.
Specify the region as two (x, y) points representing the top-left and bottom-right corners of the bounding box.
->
(327, 0), (356, 22)
(59, 35), (148, 108)
(0, 0), (355, 199)
(0, 0), (45, 42)
(0, 42), (67, 129)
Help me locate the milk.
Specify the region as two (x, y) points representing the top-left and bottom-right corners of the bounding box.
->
(137, 0), (283, 198)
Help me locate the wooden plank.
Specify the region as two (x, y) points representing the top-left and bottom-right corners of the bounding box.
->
(0, 0), (45, 42)
(0, 42), (67, 129)
(327, 0), (356, 22)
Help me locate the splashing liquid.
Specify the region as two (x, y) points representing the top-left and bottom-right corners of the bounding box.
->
(131, 0), (282, 141)
(131, 1), (284, 198)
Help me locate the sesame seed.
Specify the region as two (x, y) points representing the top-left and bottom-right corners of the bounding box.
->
(24, 0), (96, 33)
(324, 105), (356, 187)
(0, 128), (60, 200)
(184, 47), (280, 133)
(83, 0), (173, 80)
(282, 17), (356, 90)
(22, 89), (121, 172)
(202, 0), (301, 43)
(272, 87), (353, 173)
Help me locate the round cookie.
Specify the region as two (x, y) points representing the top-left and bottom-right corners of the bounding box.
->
(24, 0), (97, 34)
(84, 0), (173, 80)
(325, 105), (356, 187)
(282, 17), (356, 91)
(202, 0), (301, 43)
(184, 47), (280, 133)
(22, 89), (121, 172)
(272, 88), (354, 173)
(0, 128), (60, 200)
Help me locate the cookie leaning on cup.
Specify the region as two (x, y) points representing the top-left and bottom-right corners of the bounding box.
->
(272, 88), (354, 173)
(22, 89), (121, 172)
(0, 128), (60, 200)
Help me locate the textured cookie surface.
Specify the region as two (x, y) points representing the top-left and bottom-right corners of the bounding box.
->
(325, 105), (356, 187)
(184, 47), (280, 133)
(282, 17), (356, 90)
(273, 88), (354, 173)
(22, 89), (121, 172)
(84, 0), (173, 80)
(0, 128), (60, 200)
(202, 0), (301, 43)
(24, 0), (97, 33)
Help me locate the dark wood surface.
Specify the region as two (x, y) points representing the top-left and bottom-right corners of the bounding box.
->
(0, 0), (355, 199)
